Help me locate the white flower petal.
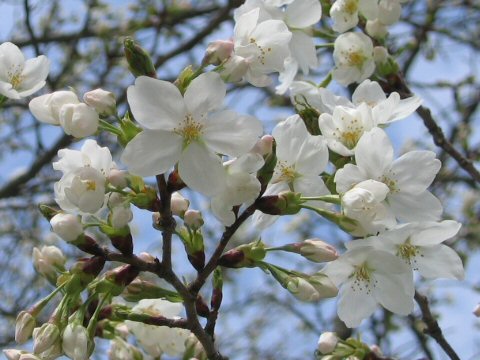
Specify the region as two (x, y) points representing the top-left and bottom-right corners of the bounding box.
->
(18, 56), (50, 96)
(289, 31), (317, 74)
(374, 273), (414, 315)
(416, 245), (464, 280)
(337, 279), (377, 328)
(388, 191), (443, 222)
(121, 130), (182, 176)
(203, 110), (262, 157)
(285, 0), (322, 29)
(178, 141), (226, 196)
(184, 72), (226, 118)
(352, 79), (386, 106)
(390, 151), (440, 194)
(334, 164), (367, 194)
(127, 76), (186, 130)
(355, 128), (393, 179)
(411, 220), (462, 246)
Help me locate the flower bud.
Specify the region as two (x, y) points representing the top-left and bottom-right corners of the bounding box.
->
(107, 169), (129, 189)
(122, 278), (182, 303)
(183, 210), (203, 229)
(111, 205), (133, 229)
(366, 19), (388, 39)
(373, 46), (389, 65)
(171, 192), (189, 216)
(124, 37), (156, 78)
(473, 304), (480, 317)
(317, 332), (338, 354)
(15, 311), (36, 344)
(218, 240), (265, 268)
(29, 91), (79, 125)
(32, 245), (66, 280)
(138, 252), (155, 262)
(32, 323), (60, 354)
(255, 191), (303, 215)
(287, 277), (320, 302)
(3, 349), (24, 360)
(50, 213), (83, 242)
(298, 239), (338, 263)
(202, 39), (234, 66)
(62, 323), (91, 360)
(251, 135), (274, 156)
(83, 88), (116, 116)
(59, 103), (99, 138)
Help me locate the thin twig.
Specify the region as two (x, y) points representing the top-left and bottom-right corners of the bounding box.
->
(414, 291), (460, 360)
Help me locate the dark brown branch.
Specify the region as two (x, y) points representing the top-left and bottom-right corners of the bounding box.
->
(414, 291), (460, 360)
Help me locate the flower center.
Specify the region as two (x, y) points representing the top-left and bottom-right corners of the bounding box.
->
(249, 37), (272, 66)
(347, 51), (366, 68)
(85, 180), (97, 191)
(276, 161), (298, 183)
(343, 0), (359, 14)
(396, 240), (421, 269)
(175, 114), (203, 147)
(350, 262), (377, 294)
(7, 65), (24, 89)
(380, 174), (398, 193)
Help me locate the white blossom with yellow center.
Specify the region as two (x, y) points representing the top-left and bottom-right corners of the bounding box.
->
(323, 246), (414, 327)
(0, 42), (50, 99)
(335, 128), (443, 223)
(121, 72), (263, 196)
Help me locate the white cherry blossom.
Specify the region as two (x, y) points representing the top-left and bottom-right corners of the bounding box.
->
(332, 32), (375, 86)
(223, 7), (292, 86)
(29, 91), (80, 125)
(254, 114), (329, 228)
(0, 42), (50, 99)
(323, 246), (414, 327)
(121, 72), (263, 196)
(59, 103), (99, 138)
(54, 140), (116, 214)
(348, 221), (464, 280)
(330, 0), (379, 33)
(335, 127), (443, 222)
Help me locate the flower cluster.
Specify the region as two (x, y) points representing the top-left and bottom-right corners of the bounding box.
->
(2, 0), (467, 359)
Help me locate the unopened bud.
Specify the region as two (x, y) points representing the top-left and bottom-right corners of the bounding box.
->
(370, 344), (383, 356)
(83, 88), (116, 116)
(252, 135), (274, 156)
(123, 38), (156, 78)
(32, 323), (60, 354)
(122, 278), (182, 302)
(15, 311), (36, 344)
(373, 46), (389, 65)
(294, 239), (338, 263)
(202, 39), (234, 66)
(70, 256), (106, 286)
(38, 204), (60, 221)
(62, 323), (91, 360)
(184, 210), (203, 229)
(111, 205), (133, 229)
(107, 169), (128, 189)
(171, 192), (189, 216)
(32, 246), (66, 280)
(138, 252), (155, 262)
(3, 349), (24, 360)
(473, 304), (480, 317)
(317, 332), (338, 354)
(255, 191), (303, 215)
(59, 103), (99, 138)
(50, 213), (83, 242)
(195, 296), (210, 318)
(366, 19), (388, 39)
(220, 55), (249, 83)
(218, 240), (265, 268)
(97, 265), (140, 296)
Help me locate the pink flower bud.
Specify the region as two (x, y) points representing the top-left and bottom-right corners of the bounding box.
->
(300, 239), (338, 263)
(15, 311), (36, 344)
(184, 210), (203, 229)
(252, 135), (274, 156)
(317, 332), (338, 354)
(203, 39), (234, 66)
(83, 88), (116, 116)
(50, 213), (83, 242)
(171, 192), (189, 216)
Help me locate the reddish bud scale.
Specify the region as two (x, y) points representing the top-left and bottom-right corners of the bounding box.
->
(255, 195), (283, 215)
(167, 169), (186, 192)
(188, 251), (205, 272)
(195, 296), (210, 318)
(76, 235), (104, 256)
(107, 265), (140, 288)
(110, 233), (134, 255)
(211, 288), (223, 311)
(78, 256), (106, 277)
(218, 249), (245, 268)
